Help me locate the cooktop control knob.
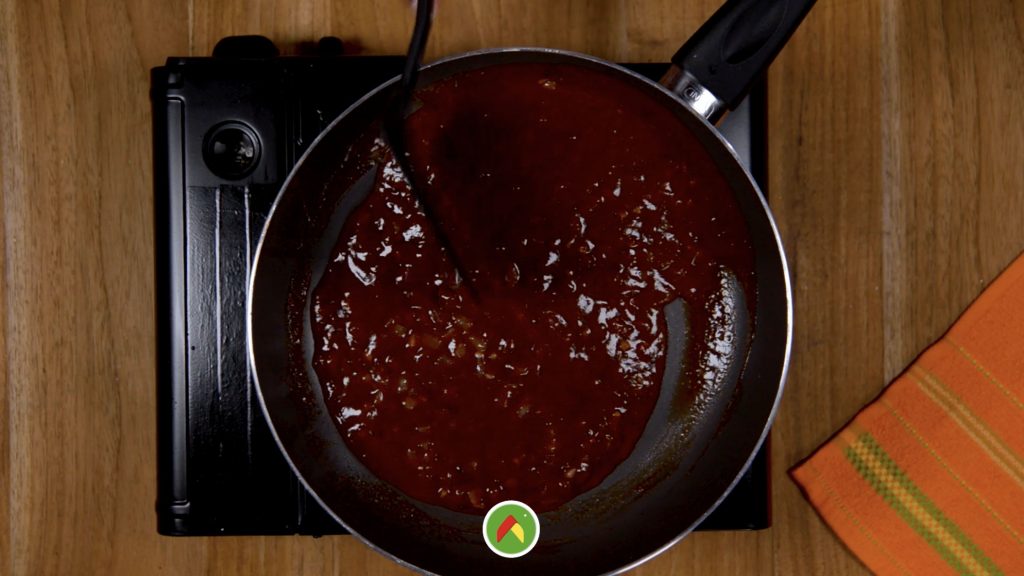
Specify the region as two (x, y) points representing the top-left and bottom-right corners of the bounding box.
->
(203, 122), (261, 180)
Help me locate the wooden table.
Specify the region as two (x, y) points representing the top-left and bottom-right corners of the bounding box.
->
(2, 0), (1022, 574)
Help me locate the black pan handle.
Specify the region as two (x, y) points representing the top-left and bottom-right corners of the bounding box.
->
(663, 0), (817, 123)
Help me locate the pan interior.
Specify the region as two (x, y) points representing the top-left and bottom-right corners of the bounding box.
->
(249, 48), (789, 576)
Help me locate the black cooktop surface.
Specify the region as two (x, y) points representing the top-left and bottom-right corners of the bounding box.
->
(152, 36), (770, 536)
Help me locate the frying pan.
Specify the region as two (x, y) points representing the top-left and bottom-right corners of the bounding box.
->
(249, 0), (814, 573)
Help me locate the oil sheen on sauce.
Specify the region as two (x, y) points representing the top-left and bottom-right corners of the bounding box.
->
(310, 63), (755, 514)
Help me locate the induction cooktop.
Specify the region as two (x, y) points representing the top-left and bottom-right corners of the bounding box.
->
(152, 35), (770, 536)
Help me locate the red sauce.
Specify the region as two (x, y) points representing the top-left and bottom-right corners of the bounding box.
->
(310, 62), (755, 514)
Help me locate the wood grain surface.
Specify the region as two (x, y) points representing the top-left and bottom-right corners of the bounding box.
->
(2, 0), (1023, 574)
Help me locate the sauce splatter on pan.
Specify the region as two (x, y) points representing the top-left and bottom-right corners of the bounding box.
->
(310, 63), (755, 514)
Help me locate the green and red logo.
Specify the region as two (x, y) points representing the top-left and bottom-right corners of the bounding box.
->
(482, 500), (540, 558)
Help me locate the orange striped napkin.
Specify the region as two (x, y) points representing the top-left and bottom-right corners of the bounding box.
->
(791, 252), (1024, 575)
